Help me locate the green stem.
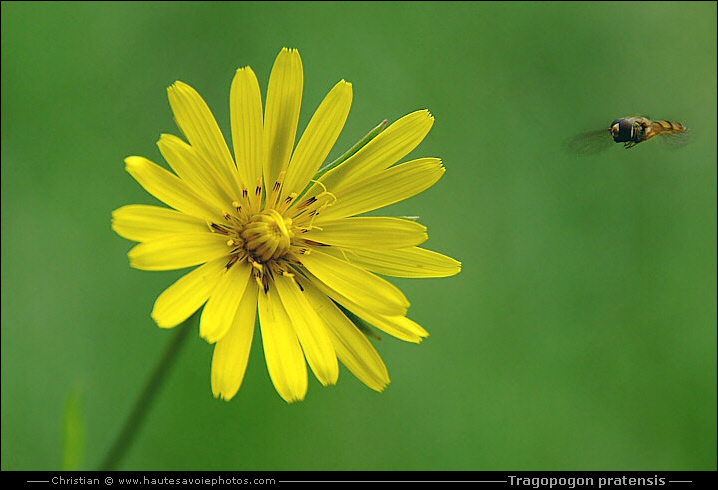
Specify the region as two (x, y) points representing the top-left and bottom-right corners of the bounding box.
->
(314, 118), (388, 180)
(297, 119), (388, 199)
(97, 311), (197, 471)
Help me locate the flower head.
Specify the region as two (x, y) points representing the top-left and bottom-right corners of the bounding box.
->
(112, 48), (461, 402)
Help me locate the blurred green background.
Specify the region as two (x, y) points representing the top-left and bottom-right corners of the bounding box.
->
(2, 1), (716, 471)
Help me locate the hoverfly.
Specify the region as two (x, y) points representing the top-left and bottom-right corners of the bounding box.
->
(566, 116), (688, 155)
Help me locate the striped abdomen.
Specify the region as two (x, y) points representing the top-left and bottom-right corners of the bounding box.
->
(648, 120), (687, 139)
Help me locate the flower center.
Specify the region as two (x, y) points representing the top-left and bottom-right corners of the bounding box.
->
(241, 209), (294, 263)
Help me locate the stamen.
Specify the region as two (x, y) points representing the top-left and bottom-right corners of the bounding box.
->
(307, 180), (337, 208)
(252, 177), (263, 214)
(293, 189), (337, 227)
(251, 260), (263, 274)
(226, 255), (240, 269)
(316, 190), (337, 207)
(268, 171), (286, 209)
(210, 223), (230, 234)
(278, 192), (298, 214)
(303, 239), (328, 247)
(295, 196), (316, 211)
(309, 179), (327, 193)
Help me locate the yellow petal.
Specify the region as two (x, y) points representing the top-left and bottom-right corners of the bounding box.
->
(302, 217), (427, 249)
(230, 66), (264, 191)
(263, 48), (303, 191)
(258, 278), (307, 402)
(167, 81), (243, 199)
(127, 233), (230, 271)
(299, 277), (390, 391)
(316, 158), (445, 221)
(211, 282), (259, 400)
(313, 110), (434, 195)
(282, 80), (352, 198)
(359, 312), (428, 343)
(112, 205), (208, 242)
(124, 156), (220, 222)
(323, 246), (461, 278)
(299, 248), (409, 316)
(274, 273), (338, 386)
(200, 258), (252, 343)
(310, 276), (429, 344)
(151, 257), (228, 328)
(308, 274), (427, 342)
(157, 133), (235, 210)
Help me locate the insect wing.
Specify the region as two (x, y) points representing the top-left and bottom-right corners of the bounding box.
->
(657, 129), (690, 149)
(564, 129), (612, 155)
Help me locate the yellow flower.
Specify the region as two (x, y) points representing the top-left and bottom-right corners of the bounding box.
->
(112, 48), (461, 402)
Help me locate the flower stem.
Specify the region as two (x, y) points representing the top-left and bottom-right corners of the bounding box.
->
(97, 311), (197, 471)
